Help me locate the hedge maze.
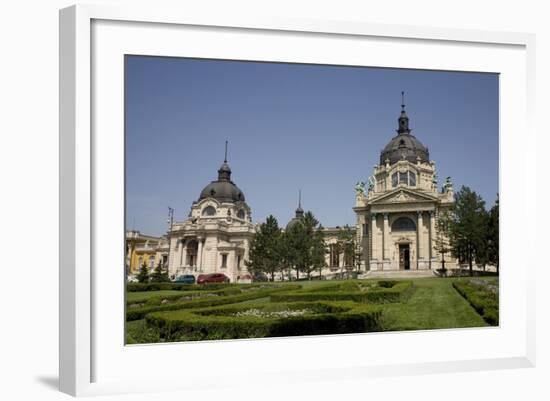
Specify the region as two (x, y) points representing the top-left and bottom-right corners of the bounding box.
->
(126, 280), (415, 343)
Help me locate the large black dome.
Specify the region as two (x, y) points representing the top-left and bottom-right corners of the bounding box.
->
(380, 93), (429, 165)
(198, 181), (245, 203)
(380, 133), (429, 165)
(198, 161), (246, 203)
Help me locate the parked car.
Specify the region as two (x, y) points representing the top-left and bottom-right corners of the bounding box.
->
(237, 274), (253, 283)
(252, 272), (268, 282)
(197, 273), (230, 284)
(174, 274), (196, 284)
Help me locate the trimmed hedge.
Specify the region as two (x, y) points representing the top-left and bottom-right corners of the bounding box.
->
(126, 287), (243, 307)
(145, 301), (383, 341)
(270, 281), (414, 304)
(126, 282), (235, 292)
(126, 284), (302, 321)
(452, 279), (499, 325)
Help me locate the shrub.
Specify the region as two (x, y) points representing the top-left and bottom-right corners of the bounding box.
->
(452, 279), (499, 325)
(270, 280), (413, 304)
(144, 301), (383, 341)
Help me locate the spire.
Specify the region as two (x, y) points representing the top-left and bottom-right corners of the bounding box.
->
(218, 141), (231, 181)
(295, 189), (304, 217)
(397, 91), (411, 135)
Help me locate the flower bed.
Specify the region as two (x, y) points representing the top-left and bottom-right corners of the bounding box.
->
(125, 284), (302, 321)
(144, 301), (383, 341)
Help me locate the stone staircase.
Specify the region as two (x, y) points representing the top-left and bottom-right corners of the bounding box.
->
(359, 269), (436, 279)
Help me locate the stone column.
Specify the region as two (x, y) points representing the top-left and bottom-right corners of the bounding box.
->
(181, 241), (187, 269)
(370, 213), (378, 262)
(383, 213), (390, 263)
(417, 211), (424, 269)
(197, 238), (203, 271)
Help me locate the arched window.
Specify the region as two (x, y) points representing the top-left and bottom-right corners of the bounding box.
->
(391, 217), (416, 232)
(237, 209), (245, 219)
(202, 206), (216, 216)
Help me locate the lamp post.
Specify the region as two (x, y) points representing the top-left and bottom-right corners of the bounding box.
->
(166, 207), (174, 278)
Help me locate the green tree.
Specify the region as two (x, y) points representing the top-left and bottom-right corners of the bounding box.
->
(311, 224), (327, 279)
(245, 215), (282, 281)
(150, 260), (170, 283)
(448, 186), (487, 276)
(487, 196), (499, 274)
(337, 225), (356, 278)
(136, 262), (150, 283)
(280, 211), (326, 280)
(434, 210), (452, 271)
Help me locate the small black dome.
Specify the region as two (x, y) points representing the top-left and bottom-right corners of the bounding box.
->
(380, 133), (429, 165)
(286, 216), (302, 231)
(198, 160), (245, 203)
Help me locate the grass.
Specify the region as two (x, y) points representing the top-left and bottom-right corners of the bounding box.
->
(381, 277), (488, 331)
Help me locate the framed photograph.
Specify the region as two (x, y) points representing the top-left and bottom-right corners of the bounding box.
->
(59, 4), (536, 397)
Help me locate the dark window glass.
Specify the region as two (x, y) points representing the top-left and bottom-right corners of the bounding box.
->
(399, 171), (408, 185)
(391, 217), (417, 232)
(392, 172), (398, 187)
(202, 206), (216, 216)
(409, 171), (416, 186)
(221, 254), (227, 268)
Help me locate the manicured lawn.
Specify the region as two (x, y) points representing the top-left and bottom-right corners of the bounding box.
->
(126, 290), (183, 303)
(381, 277), (488, 331)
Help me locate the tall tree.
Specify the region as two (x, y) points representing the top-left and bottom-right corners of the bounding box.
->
(337, 225), (356, 278)
(150, 260), (170, 283)
(280, 211), (326, 280)
(434, 210), (452, 271)
(311, 224), (327, 279)
(136, 262), (150, 283)
(487, 196), (499, 274)
(448, 186), (487, 276)
(245, 215), (282, 281)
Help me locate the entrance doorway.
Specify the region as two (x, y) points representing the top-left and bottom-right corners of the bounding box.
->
(399, 244), (410, 270)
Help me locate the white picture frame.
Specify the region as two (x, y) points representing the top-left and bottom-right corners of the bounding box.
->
(59, 4), (536, 397)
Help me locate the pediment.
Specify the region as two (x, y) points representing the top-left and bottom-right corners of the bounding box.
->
(369, 188), (437, 205)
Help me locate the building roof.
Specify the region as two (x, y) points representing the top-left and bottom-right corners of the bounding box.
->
(379, 92), (430, 165)
(198, 146), (246, 203)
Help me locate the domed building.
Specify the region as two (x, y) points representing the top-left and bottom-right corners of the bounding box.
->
(354, 93), (455, 271)
(166, 147), (255, 282)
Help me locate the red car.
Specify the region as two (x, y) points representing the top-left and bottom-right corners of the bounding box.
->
(197, 273), (230, 284)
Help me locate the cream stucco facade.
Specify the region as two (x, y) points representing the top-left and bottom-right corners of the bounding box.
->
(165, 154), (255, 282)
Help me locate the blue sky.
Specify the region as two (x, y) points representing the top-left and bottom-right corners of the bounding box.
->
(125, 56), (499, 236)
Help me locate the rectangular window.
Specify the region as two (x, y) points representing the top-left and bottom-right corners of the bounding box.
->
(399, 171), (408, 185)
(237, 255), (241, 269)
(221, 254), (228, 268)
(409, 171), (416, 186)
(392, 172), (398, 187)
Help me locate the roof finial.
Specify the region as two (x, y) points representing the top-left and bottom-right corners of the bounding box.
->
(401, 91), (405, 111)
(224, 140), (228, 163)
(299, 189), (302, 208)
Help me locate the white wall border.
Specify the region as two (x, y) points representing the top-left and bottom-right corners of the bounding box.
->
(59, 4), (536, 397)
